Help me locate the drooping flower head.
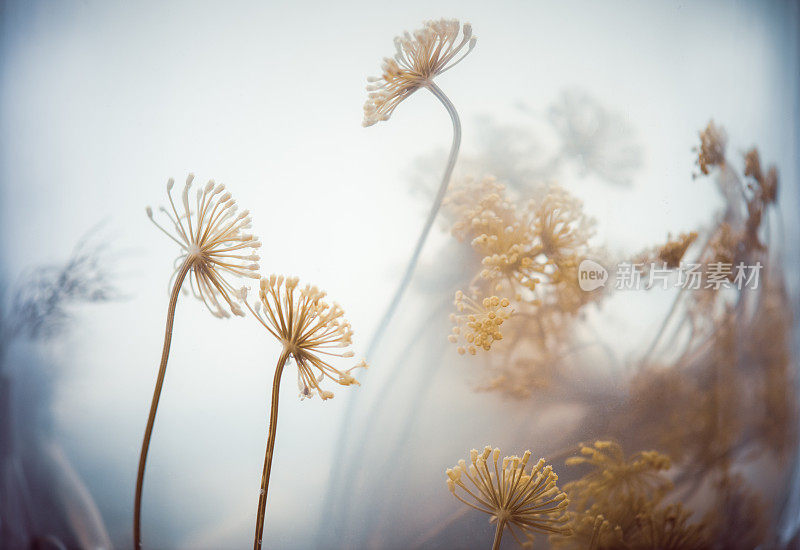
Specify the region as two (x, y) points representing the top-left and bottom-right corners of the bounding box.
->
(363, 19), (476, 126)
(247, 275), (367, 400)
(448, 290), (512, 355)
(446, 446), (571, 546)
(147, 174), (261, 318)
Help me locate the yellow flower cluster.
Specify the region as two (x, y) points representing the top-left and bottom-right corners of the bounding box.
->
(444, 177), (600, 402)
(449, 179), (594, 299)
(448, 291), (512, 355)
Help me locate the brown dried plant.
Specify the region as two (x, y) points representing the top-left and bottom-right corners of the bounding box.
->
(552, 441), (711, 550)
(446, 446), (570, 549)
(242, 275), (366, 549)
(440, 120), (792, 548)
(136, 175), (260, 548)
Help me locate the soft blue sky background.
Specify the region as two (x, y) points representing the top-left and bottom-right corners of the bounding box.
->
(1, 0), (798, 548)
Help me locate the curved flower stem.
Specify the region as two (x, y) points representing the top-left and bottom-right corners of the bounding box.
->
(134, 258), (192, 549)
(318, 82), (461, 540)
(491, 519), (506, 550)
(253, 346), (291, 549)
(365, 80), (461, 359)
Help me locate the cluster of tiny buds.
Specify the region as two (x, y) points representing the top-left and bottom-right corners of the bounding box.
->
(449, 290), (512, 355)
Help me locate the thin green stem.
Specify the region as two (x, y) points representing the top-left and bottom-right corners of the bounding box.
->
(134, 258), (192, 549)
(253, 346), (291, 549)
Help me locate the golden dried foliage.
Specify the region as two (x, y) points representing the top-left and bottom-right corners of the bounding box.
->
(694, 120), (727, 176)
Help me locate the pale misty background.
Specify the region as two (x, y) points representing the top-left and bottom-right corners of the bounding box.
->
(0, 0), (798, 548)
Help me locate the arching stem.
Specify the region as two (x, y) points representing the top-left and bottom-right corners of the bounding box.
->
(134, 258), (192, 549)
(365, 80), (461, 359)
(253, 346), (291, 549)
(320, 81), (462, 538)
(491, 519), (506, 550)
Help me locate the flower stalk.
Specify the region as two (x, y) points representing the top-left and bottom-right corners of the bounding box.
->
(245, 275), (365, 548)
(492, 518), (507, 550)
(133, 258), (190, 549)
(253, 345), (291, 549)
(137, 175), (259, 548)
(367, 80), (461, 357)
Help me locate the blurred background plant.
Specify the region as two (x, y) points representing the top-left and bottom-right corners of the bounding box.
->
(0, 231), (116, 549)
(320, 107), (799, 548)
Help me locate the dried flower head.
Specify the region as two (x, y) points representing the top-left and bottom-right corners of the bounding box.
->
(247, 275), (366, 400)
(448, 177), (543, 295)
(694, 120), (727, 176)
(448, 177), (595, 306)
(564, 441), (672, 511)
(448, 290), (512, 355)
(528, 186), (595, 265)
(446, 446), (571, 546)
(363, 19), (476, 126)
(147, 174), (260, 318)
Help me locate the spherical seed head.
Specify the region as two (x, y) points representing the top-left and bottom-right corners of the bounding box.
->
(362, 19), (476, 127)
(147, 174), (261, 318)
(446, 446), (571, 545)
(251, 275), (367, 401)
